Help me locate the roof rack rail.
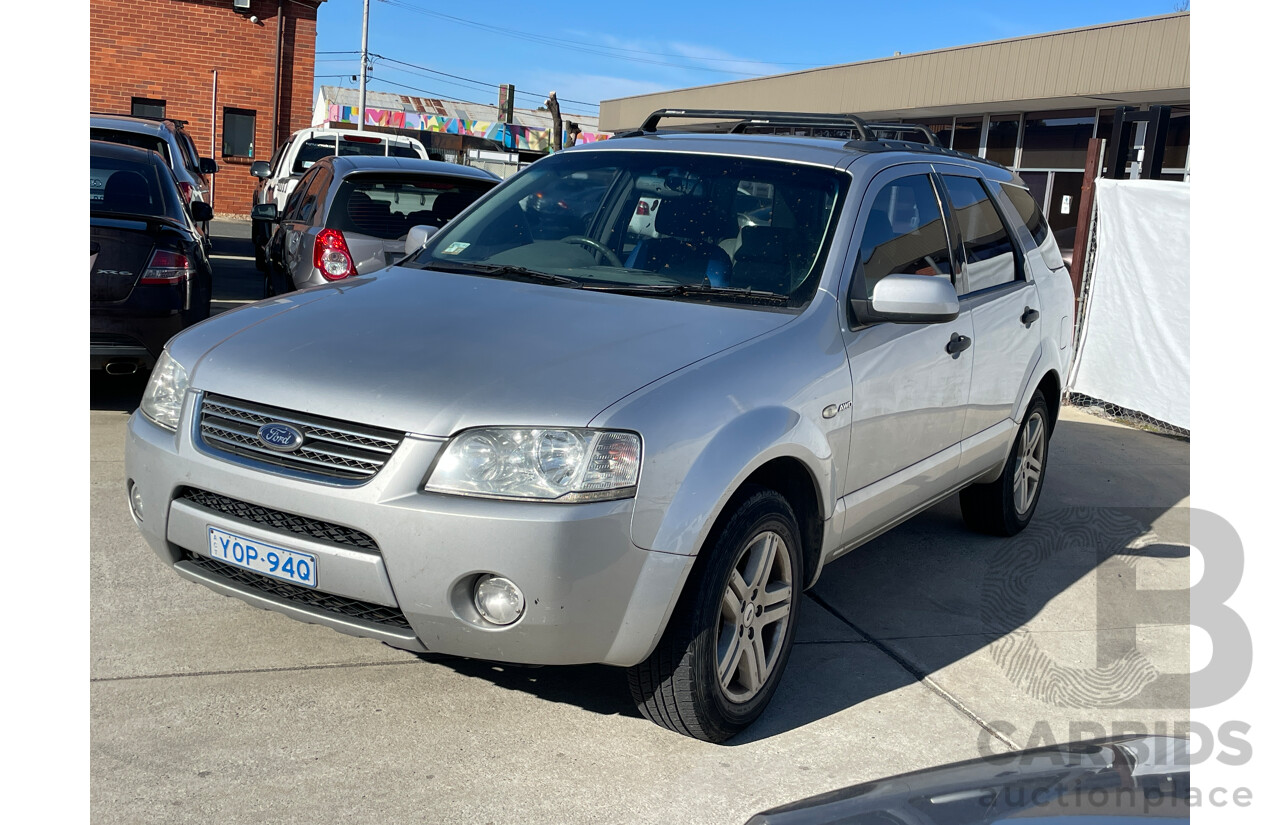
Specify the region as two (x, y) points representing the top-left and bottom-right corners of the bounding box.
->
(90, 111), (189, 128)
(618, 108), (1006, 169)
(623, 109), (873, 141)
(862, 122), (942, 147)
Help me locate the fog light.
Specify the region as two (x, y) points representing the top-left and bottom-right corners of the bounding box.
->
(473, 575), (525, 625)
(128, 481), (144, 522)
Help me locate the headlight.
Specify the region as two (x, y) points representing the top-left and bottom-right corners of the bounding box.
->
(426, 428), (641, 501)
(140, 350), (190, 431)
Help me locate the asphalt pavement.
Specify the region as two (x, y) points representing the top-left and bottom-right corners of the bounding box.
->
(90, 223), (1192, 824)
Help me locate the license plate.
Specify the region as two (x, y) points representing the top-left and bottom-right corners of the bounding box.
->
(206, 527), (317, 588)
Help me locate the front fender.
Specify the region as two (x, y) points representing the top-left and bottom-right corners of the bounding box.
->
(639, 406), (835, 557)
(590, 298), (851, 559)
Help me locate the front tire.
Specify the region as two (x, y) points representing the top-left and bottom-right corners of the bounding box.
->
(627, 487), (801, 742)
(960, 390), (1051, 536)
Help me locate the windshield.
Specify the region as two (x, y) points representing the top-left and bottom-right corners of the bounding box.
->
(329, 174), (496, 240)
(405, 150), (849, 308)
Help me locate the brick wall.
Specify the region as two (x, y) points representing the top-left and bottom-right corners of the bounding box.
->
(90, 0), (321, 216)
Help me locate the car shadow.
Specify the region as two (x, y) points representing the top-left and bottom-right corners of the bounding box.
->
(413, 653), (642, 719)
(403, 413), (1190, 744)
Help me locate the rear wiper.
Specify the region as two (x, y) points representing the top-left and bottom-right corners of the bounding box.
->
(583, 282), (789, 304)
(423, 260), (581, 287)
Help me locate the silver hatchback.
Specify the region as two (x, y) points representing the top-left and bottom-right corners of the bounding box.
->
(253, 155), (498, 295)
(127, 110), (1075, 742)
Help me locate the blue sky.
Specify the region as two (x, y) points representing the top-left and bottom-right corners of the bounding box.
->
(314, 0), (1187, 120)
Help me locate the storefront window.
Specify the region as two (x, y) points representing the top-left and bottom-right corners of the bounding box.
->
(951, 116), (983, 156)
(984, 115), (1020, 165)
(1162, 105), (1190, 169)
(1020, 109), (1095, 169)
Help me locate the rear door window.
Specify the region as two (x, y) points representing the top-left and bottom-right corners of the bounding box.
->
(940, 175), (1021, 293)
(855, 174), (953, 297)
(329, 175), (496, 240)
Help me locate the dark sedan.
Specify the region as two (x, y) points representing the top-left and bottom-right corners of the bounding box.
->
(91, 140), (214, 374)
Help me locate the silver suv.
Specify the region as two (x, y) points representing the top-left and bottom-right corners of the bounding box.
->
(125, 110), (1074, 742)
(90, 113), (218, 236)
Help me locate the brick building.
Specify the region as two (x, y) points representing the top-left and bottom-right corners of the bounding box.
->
(90, 0), (325, 215)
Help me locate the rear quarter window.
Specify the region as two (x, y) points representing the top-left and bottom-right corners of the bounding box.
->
(1001, 182), (1066, 271)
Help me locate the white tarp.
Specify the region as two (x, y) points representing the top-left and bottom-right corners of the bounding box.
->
(1068, 179), (1190, 430)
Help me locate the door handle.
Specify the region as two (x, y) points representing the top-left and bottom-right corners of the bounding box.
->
(946, 332), (972, 356)
(1021, 306), (1040, 327)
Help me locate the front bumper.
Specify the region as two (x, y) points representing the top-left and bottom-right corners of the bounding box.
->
(124, 392), (693, 667)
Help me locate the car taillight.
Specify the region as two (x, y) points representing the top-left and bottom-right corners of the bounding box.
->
(177, 181), (195, 203)
(140, 249), (193, 284)
(635, 201), (650, 216)
(313, 228), (356, 280)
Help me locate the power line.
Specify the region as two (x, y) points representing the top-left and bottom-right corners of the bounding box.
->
(373, 54), (597, 109)
(377, 0), (819, 70)
(377, 0), (771, 77)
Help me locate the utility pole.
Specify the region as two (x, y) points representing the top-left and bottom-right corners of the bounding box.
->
(357, 0), (369, 132)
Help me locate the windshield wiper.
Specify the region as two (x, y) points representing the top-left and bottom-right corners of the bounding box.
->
(423, 260), (581, 287)
(583, 283), (790, 305)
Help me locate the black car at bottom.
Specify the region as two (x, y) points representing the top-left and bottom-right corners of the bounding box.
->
(91, 140), (214, 374)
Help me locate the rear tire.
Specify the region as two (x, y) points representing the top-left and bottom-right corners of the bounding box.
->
(627, 487), (801, 742)
(960, 390), (1051, 536)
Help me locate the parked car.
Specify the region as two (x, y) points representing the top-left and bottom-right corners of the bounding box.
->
(253, 155), (499, 295)
(90, 113), (218, 237)
(249, 128), (430, 271)
(91, 140), (214, 374)
(627, 196), (661, 238)
(125, 110), (1073, 742)
(746, 736), (1190, 824)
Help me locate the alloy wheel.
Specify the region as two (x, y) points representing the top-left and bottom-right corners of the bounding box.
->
(1013, 411), (1046, 515)
(716, 530), (794, 703)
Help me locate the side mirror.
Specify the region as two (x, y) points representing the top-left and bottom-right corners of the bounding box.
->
(251, 203), (279, 222)
(250, 160), (271, 179)
(854, 273), (960, 324)
(199, 158), (219, 175)
(189, 201), (214, 223)
(405, 224), (439, 256)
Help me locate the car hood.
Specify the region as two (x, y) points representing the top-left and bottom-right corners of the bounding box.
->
(174, 267), (792, 436)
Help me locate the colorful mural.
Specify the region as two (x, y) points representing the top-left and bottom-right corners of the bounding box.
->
(325, 103), (607, 151)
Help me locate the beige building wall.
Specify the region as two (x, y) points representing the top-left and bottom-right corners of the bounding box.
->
(599, 13), (1189, 131)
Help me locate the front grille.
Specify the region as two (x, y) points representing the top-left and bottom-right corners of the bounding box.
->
(183, 551), (413, 630)
(198, 393), (404, 482)
(177, 487), (379, 553)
